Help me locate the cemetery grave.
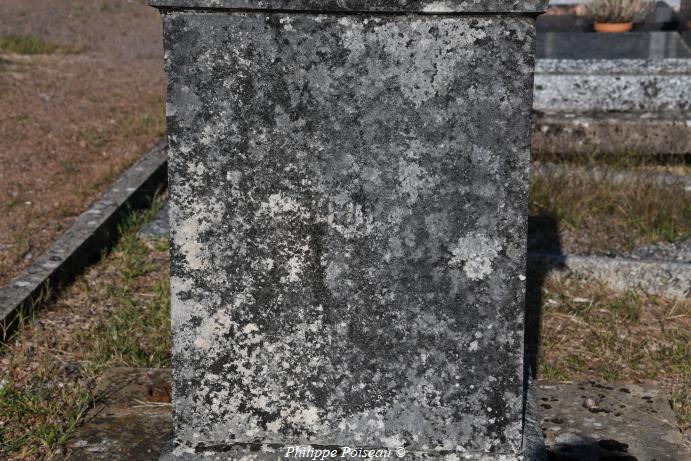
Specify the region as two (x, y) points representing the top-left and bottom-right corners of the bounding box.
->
(534, 0), (691, 154)
(0, 0), (689, 460)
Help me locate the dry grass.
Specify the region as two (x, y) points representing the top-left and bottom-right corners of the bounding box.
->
(530, 162), (691, 255)
(535, 273), (691, 432)
(0, 0), (166, 287)
(0, 205), (170, 460)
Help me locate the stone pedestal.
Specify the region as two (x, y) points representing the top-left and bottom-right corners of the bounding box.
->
(151, 1), (546, 459)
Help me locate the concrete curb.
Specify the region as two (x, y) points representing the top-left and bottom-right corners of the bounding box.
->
(533, 111), (691, 155)
(534, 60), (691, 114)
(0, 139), (168, 338)
(529, 253), (691, 298)
(529, 163), (690, 297)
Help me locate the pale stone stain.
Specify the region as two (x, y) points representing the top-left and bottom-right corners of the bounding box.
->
(449, 232), (503, 281)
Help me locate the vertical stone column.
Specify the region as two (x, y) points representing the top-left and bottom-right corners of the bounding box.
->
(151, 1), (546, 459)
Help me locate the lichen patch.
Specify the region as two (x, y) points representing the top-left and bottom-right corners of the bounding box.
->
(449, 233), (503, 281)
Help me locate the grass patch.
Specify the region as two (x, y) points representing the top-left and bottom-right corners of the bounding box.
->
(78, 126), (110, 149)
(535, 274), (691, 431)
(99, 1), (123, 14)
(115, 104), (166, 140)
(0, 380), (92, 457)
(11, 229), (32, 261)
(75, 102), (165, 153)
(530, 162), (691, 253)
(60, 161), (80, 175)
(0, 200), (170, 459)
(0, 35), (82, 55)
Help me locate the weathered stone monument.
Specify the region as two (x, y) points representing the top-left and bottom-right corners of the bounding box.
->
(151, 0), (547, 459)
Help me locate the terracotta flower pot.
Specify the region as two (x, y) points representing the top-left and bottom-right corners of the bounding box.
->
(594, 21), (634, 33)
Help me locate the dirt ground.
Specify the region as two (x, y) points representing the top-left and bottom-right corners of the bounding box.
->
(0, 0), (165, 287)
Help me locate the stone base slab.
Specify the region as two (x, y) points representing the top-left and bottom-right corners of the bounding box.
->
(533, 111), (691, 155)
(158, 377), (546, 460)
(63, 368), (173, 461)
(158, 381), (546, 460)
(538, 381), (691, 461)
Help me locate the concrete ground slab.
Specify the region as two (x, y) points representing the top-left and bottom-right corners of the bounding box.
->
(537, 381), (690, 461)
(64, 368), (172, 461)
(138, 202), (170, 240)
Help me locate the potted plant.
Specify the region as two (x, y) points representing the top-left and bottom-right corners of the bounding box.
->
(586, 0), (652, 33)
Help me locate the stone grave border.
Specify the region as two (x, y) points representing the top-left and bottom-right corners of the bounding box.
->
(528, 253), (691, 298)
(0, 139), (168, 338)
(533, 58), (691, 155)
(528, 163), (691, 299)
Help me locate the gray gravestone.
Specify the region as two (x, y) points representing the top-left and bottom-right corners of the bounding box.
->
(151, 1), (547, 459)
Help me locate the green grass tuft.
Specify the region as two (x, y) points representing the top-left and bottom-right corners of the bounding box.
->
(0, 36), (57, 55)
(0, 35), (82, 55)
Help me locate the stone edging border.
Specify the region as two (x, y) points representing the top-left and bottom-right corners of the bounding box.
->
(532, 111), (691, 155)
(529, 253), (691, 299)
(0, 139), (168, 338)
(529, 163), (690, 298)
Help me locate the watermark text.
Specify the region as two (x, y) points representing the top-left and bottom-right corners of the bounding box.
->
(284, 446), (406, 459)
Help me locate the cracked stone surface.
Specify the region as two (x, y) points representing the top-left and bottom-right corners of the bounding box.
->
(158, 4), (537, 459)
(64, 368), (173, 461)
(539, 382), (691, 461)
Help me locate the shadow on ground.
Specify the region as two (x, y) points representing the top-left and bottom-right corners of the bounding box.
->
(526, 213), (564, 378)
